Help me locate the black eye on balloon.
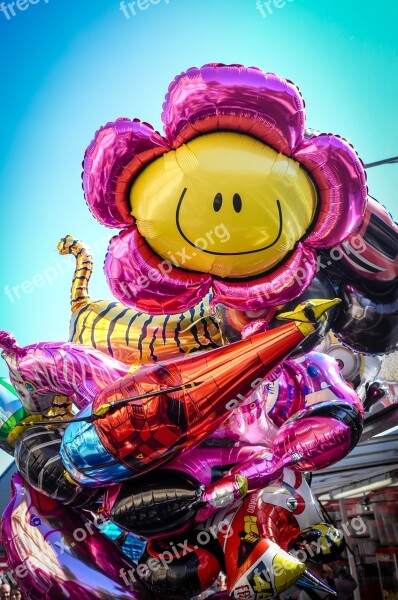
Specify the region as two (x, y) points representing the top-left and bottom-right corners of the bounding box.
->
(213, 192), (223, 212)
(233, 193), (242, 213)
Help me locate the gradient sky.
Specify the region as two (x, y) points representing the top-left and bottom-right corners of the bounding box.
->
(0, 0), (397, 366)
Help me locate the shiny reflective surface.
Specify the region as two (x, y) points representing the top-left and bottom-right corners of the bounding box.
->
(58, 234), (223, 363)
(0, 333), (129, 414)
(0, 379), (28, 454)
(1, 473), (150, 599)
(334, 281), (398, 354)
(83, 63), (366, 312)
(131, 132), (318, 278)
(61, 320), (308, 485)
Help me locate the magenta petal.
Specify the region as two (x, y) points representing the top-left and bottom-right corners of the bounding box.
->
(83, 119), (170, 228)
(104, 228), (212, 314)
(212, 245), (317, 310)
(162, 63), (305, 155)
(294, 133), (367, 248)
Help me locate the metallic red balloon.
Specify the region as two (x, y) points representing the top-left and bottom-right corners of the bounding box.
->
(91, 321), (307, 477)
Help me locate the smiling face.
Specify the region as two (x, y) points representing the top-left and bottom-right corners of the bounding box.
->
(130, 132), (318, 278)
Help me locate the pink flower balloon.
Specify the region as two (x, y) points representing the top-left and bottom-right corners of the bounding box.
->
(83, 64), (367, 313)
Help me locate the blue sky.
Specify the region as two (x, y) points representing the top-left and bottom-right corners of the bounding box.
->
(0, 0), (397, 364)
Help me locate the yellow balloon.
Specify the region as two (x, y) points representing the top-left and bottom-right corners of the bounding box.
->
(6, 397), (73, 447)
(68, 297), (222, 365)
(58, 235), (223, 365)
(130, 132), (318, 278)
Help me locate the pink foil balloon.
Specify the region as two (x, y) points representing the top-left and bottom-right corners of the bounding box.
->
(1, 473), (151, 600)
(82, 64), (367, 313)
(0, 331), (129, 414)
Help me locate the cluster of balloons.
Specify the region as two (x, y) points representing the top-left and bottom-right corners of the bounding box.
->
(1, 64), (397, 600)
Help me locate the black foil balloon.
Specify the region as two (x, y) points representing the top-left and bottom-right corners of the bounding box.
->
(333, 281), (398, 354)
(15, 425), (101, 506)
(111, 470), (203, 537)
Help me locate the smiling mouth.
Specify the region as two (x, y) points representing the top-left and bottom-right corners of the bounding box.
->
(175, 187), (283, 256)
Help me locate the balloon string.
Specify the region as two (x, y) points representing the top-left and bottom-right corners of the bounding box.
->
(19, 382), (199, 428)
(364, 156), (398, 168)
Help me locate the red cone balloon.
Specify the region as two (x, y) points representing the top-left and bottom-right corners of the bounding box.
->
(92, 320), (309, 474)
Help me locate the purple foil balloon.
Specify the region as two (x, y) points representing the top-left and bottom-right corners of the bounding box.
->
(106, 229), (212, 315)
(164, 445), (267, 487)
(205, 351), (361, 441)
(194, 352), (364, 513)
(0, 331), (129, 413)
(1, 473), (151, 600)
(177, 351), (364, 518)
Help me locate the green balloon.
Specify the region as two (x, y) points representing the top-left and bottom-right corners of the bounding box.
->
(0, 378), (29, 454)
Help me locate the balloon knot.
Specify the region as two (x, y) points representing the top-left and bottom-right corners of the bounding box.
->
(0, 331), (20, 355)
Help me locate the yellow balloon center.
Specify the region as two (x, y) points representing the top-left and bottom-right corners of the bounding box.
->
(130, 132), (318, 278)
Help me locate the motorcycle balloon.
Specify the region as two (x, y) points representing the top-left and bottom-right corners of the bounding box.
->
(333, 281), (398, 354)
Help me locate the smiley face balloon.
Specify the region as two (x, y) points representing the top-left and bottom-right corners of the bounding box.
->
(83, 64), (367, 314)
(131, 131), (318, 279)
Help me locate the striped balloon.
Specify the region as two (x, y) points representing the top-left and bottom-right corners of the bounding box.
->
(0, 331), (130, 414)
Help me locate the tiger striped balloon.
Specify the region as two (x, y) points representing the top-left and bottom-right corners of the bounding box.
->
(58, 235), (223, 365)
